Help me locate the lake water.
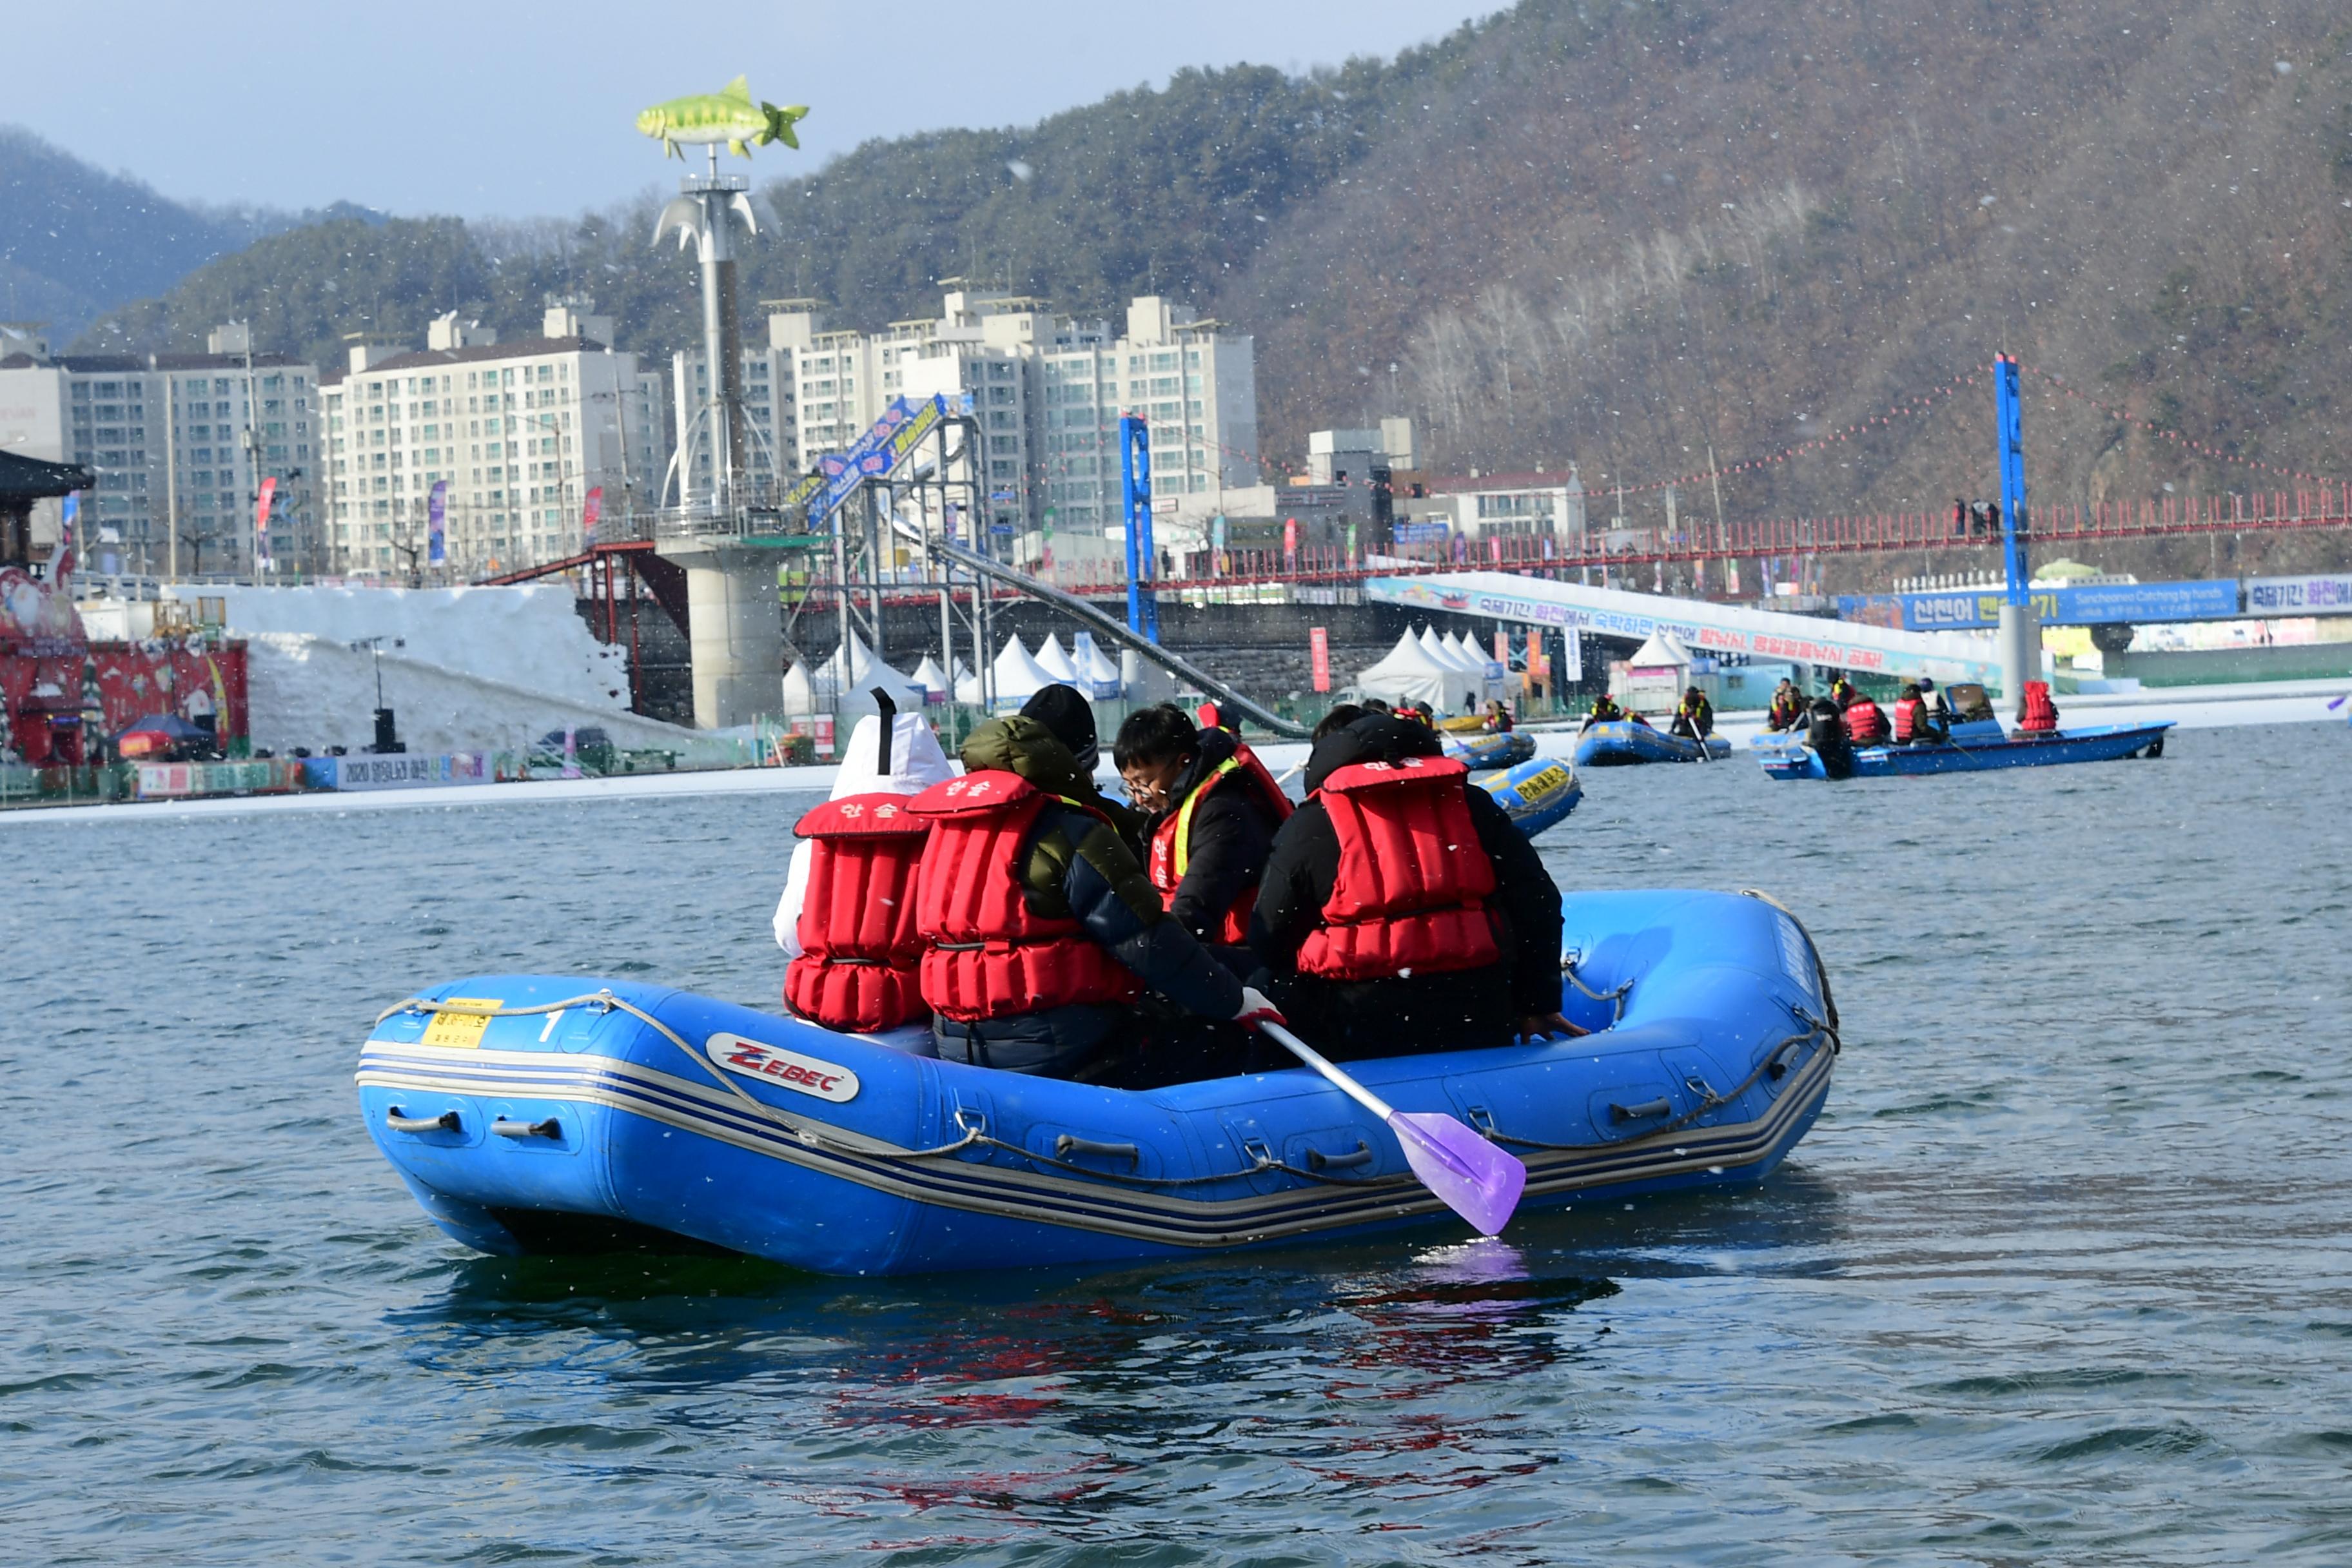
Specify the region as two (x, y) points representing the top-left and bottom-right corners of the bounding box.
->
(5, 722), (2348, 1565)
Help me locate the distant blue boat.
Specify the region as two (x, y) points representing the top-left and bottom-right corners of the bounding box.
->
(1444, 730), (1538, 770)
(1751, 717), (2173, 779)
(1475, 756), (1582, 838)
(1574, 720), (1732, 767)
(356, 890), (1837, 1277)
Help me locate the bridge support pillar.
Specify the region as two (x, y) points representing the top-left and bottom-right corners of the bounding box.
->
(1996, 602), (2041, 701)
(658, 538), (781, 729)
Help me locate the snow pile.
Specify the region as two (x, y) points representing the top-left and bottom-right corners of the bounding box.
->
(169, 583), (630, 712)
(244, 632), (721, 760)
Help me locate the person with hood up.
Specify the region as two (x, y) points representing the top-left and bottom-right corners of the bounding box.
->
(1250, 712), (1571, 1061)
(908, 684), (1282, 1080)
(775, 692), (957, 1054)
(1113, 703), (1293, 974)
(1669, 685), (1715, 740)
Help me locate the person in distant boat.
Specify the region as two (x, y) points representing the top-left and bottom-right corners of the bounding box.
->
(1843, 689), (1891, 744)
(1251, 712), (1571, 1061)
(1765, 679), (1806, 732)
(1582, 692), (1625, 731)
(1828, 676), (1859, 711)
(776, 693), (956, 1048)
(2015, 679), (2061, 734)
(1483, 700), (1514, 733)
(908, 690), (1282, 1081)
(1670, 686), (1714, 740)
(1891, 681), (1947, 745)
(1409, 701), (1438, 727)
(1806, 696), (1857, 778)
(1113, 703), (1292, 975)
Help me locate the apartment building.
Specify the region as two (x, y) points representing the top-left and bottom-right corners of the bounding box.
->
(317, 300), (663, 576)
(0, 322), (318, 574)
(674, 288), (1259, 545)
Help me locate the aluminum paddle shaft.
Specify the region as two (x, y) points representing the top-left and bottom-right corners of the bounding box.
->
(1257, 1021), (1527, 1237)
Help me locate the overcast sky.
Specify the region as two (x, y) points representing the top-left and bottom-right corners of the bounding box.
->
(12, 1), (1501, 219)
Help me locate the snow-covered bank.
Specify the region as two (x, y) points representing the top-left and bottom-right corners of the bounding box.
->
(242, 632), (720, 759)
(170, 583), (630, 710)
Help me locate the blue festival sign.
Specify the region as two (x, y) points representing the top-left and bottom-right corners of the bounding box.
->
(1894, 579), (2240, 631)
(2245, 574), (2352, 616)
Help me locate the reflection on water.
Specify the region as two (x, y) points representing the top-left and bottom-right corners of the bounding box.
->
(3, 723), (2349, 1563)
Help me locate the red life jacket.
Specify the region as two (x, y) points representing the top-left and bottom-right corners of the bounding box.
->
(908, 770), (1142, 1022)
(1146, 741), (1295, 944)
(1844, 698), (1890, 744)
(2018, 681), (2059, 733)
(1892, 696), (1929, 742)
(783, 793), (932, 1033)
(1295, 756), (1505, 983)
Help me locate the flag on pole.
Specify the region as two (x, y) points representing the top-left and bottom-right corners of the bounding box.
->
(255, 477), (277, 569)
(582, 485), (603, 545)
(427, 480), (447, 564)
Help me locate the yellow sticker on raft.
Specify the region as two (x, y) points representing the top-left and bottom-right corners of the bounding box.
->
(420, 998), (502, 1050)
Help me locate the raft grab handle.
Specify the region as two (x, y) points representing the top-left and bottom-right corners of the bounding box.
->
(386, 1106), (460, 1135)
(1306, 1141), (1373, 1171)
(1054, 1133), (1139, 1166)
(1609, 1097), (1673, 1124)
(493, 1117), (562, 1140)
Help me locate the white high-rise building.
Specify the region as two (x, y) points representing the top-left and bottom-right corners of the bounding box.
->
(0, 322), (320, 575)
(677, 288), (1259, 547)
(317, 300), (663, 577)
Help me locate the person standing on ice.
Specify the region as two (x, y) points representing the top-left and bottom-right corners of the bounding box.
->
(774, 692), (956, 1054)
(1250, 712), (1571, 1061)
(908, 685), (1282, 1081)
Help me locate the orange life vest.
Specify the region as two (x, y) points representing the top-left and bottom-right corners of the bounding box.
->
(1295, 756), (1504, 983)
(1146, 741), (1294, 944)
(908, 771), (1142, 1022)
(783, 793), (932, 1032)
(2018, 681), (2059, 733)
(1844, 698), (1890, 744)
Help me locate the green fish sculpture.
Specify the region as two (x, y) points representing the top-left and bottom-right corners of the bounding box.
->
(636, 76), (807, 160)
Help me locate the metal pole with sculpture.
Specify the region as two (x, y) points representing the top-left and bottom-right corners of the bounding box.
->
(634, 79), (808, 728)
(640, 77), (807, 516)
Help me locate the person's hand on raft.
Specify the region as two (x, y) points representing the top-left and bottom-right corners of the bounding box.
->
(1518, 1012), (1585, 1042)
(1234, 988), (1287, 1030)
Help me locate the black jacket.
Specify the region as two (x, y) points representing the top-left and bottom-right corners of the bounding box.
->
(1152, 727), (1282, 954)
(1249, 716), (1564, 1060)
(932, 717), (1242, 1076)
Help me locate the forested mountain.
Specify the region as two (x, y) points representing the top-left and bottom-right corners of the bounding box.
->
(0, 127), (330, 340)
(57, 0), (2352, 533)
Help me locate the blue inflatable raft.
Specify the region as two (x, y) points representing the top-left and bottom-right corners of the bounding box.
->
(1443, 730), (1538, 770)
(1574, 720), (1731, 767)
(357, 890), (1837, 1277)
(1474, 756), (1582, 838)
(1751, 716), (2173, 779)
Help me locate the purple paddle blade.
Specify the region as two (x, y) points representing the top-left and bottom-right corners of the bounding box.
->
(1389, 1111), (1527, 1237)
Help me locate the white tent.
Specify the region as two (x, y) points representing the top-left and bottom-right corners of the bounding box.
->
(988, 634), (1057, 709)
(910, 654), (952, 703)
(1034, 634), (1081, 683)
(1353, 629), (1454, 711)
(1416, 627), (1492, 714)
(1620, 629), (1694, 714)
(786, 628), (930, 718)
(1442, 629), (1507, 707)
(1072, 631), (1123, 698)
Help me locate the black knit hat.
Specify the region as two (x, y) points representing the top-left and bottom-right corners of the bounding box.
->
(1020, 683), (1099, 768)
